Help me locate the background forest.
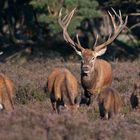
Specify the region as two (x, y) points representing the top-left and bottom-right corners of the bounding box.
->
(0, 0), (140, 62)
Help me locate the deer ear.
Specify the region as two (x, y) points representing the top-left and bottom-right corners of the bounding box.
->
(95, 47), (107, 57)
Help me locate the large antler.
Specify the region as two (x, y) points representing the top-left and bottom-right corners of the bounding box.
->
(94, 8), (128, 52)
(58, 8), (84, 56)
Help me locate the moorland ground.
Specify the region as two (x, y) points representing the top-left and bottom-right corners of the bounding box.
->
(0, 53), (140, 140)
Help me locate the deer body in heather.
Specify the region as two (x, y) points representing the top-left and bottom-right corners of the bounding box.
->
(130, 83), (140, 109)
(98, 87), (123, 119)
(47, 68), (79, 113)
(58, 8), (127, 105)
(0, 74), (14, 111)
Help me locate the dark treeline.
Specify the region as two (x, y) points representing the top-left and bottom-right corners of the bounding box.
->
(0, 0), (140, 61)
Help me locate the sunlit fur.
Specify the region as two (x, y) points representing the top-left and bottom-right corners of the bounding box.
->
(0, 74), (14, 111)
(130, 83), (140, 109)
(47, 68), (79, 113)
(98, 87), (123, 119)
(81, 49), (112, 105)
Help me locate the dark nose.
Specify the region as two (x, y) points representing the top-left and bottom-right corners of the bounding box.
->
(82, 65), (90, 72)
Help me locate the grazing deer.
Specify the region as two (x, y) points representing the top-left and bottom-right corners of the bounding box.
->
(47, 68), (79, 113)
(58, 8), (127, 105)
(98, 87), (123, 119)
(0, 74), (14, 111)
(130, 83), (140, 109)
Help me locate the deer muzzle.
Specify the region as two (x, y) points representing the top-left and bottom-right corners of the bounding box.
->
(82, 65), (90, 74)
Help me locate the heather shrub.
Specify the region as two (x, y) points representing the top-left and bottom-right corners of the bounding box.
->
(15, 85), (32, 104)
(0, 57), (140, 140)
(32, 89), (48, 102)
(16, 86), (48, 104)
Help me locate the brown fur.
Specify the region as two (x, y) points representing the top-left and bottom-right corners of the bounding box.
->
(58, 8), (127, 107)
(0, 74), (14, 111)
(98, 87), (123, 119)
(130, 83), (140, 109)
(82, 58), (112, 94)
(80, 50), (112, 105)
(47, 68), (79, 113)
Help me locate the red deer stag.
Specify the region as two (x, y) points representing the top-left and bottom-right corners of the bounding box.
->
(0, 74), (14, 111)
(47, 68), (79, 113)
(98, 87), (123, 119)
(58, 8), (127, 105)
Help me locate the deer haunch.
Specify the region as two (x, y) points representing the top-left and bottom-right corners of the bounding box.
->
(98, 87), (123, 119)
(0, 74), (14, 111)
(47, 68), (79, 113)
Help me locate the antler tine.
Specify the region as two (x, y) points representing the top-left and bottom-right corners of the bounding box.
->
(62, 14), (69, 23)
(59, 8), (76, 29)
(94, 8), (128, 52)
(76, 34), (85, 51)
(65, 8), (76, 28)
(58, 8), (64, 28)
(108, 11), (117, 31)
(124, 15), (128, 25)
(76, 34), (81, 46)
(92, 34), (99, 49)
(94, 32), (112, 52)
(58, 8), (76, 44)
(118, 10), (123, 25)
(111, 8), (118, 17)
(112, 9), (124, 27)
(58, 8), (84, 56)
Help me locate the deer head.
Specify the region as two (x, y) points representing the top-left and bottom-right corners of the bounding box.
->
(58, 8), (128, 75)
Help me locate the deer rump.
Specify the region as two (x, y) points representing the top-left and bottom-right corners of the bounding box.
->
(98, 87), (123, 119)
(47, 68), (78, 112)
(0, 74), (14, 111)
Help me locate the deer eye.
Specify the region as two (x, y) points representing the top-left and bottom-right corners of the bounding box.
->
(89, 57), (95, 63)
(91, 57), (95, 61)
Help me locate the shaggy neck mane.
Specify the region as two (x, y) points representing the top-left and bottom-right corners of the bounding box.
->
(81, 66), (98, 90)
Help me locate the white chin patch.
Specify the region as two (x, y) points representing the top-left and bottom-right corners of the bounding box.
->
(0, 104), (3, 110)
(84, 71), (90, 74)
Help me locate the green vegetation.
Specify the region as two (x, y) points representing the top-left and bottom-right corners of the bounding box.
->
(0, 0), (139, 61)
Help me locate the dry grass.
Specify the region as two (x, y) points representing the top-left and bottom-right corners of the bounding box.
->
(0, 54), (140, 140)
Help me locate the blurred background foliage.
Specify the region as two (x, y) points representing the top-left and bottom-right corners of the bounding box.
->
(0, 0), (140, 62)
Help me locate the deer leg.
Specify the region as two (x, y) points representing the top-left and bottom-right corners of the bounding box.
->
(56, 99), (62, 114)
(105, 112), (109, 120)
(51, 101), (56, 111)
(0, 93), (3, 111)
(84, 90), (92, 106)
(80, 94), (88, 106)
(0, 104), (3, 110)
(99, 103), (106, 119)
(50, 92), (57, 112)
